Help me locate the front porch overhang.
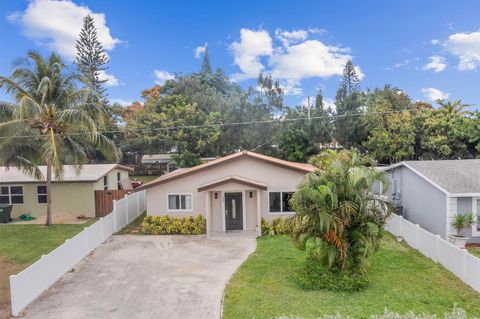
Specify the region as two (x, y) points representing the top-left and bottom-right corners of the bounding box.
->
(197, 175), (267, 192)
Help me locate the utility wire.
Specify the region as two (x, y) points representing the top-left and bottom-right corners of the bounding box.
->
(0, 107), (433, 140)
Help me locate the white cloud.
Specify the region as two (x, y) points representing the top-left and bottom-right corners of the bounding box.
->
(443, 30), (480, 70)
(423, 56), (447, 73)
(154, 70), (174, 85)
(230, 28), (360, 95)
(8, 0), (120, 60)
(431, 39), (440, 45)
(110, 98), (132, 107)
(98, 70), (119, 87)
(230, 28), (273, 81)
(194, 43), (207, 59)
(275, 29), (308, 47)
(421, 88), (450, 101)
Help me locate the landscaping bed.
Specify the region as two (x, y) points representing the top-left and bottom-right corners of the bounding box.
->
(222, 235), (480, 319)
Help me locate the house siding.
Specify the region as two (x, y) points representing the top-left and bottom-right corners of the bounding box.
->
(387, 166), (447, 238)
(6, 182), (96, 218)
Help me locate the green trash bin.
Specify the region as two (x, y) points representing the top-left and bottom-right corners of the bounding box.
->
(0, 204), (12, 223)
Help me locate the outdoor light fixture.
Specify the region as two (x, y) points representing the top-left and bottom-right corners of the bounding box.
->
(250, 191), (253, 198)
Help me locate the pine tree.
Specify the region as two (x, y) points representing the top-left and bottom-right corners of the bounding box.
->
(334, 60), (366, 148)
(336, 60), (360, 101)
(75, 15), (109, 103)
(201, 46), (212, 74)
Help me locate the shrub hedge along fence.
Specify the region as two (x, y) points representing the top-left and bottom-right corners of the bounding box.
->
(141, 215), (206, 235)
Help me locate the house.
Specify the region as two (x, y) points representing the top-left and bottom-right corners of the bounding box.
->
(384, 160), (480, 243)
(140, 154), (217, 174)
(0, 164), (133, 219)
(140, 151), (315, 235)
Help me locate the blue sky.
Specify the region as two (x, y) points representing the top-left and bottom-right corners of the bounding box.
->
(1, 0), (480, 109)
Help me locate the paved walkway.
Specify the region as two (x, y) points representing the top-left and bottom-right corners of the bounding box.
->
(23, 234), (257, 319)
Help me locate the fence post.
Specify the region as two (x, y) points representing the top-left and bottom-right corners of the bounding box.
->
(113, 200), (117, 231)
(398, 215), (403, 238)
(414, 224), (420, 249)
(435, 235), (441, 263)
(136, 192), (140, 217)
(9, 274), (18, 316)
(462, 249), (467, 282)
(125, 195), (129, 226)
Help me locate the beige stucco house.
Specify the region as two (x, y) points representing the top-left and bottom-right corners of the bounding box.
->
(0, 164), (133, 218)
(141, 151), (315, 235)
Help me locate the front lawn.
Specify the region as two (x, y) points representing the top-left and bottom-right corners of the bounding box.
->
(0, 222), (95, 318)
(223, 235), (480, 319)
(467, 246), (480, 258)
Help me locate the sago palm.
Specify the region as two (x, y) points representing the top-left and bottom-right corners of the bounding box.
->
(291, 149), (392, 274)
(0, 51), (120, 225)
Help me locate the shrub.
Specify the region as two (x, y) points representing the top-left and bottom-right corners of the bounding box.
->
(261, 217), (292, 236)
(141, 215), (206, 235)
(261, 218), (273, 236)
(272, 217), (292, 235)
(297, 248), (369, 292)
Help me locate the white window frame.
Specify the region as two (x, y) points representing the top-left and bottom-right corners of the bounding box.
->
(103, 175), (108, 190)
(37, 185), (47, 204)
(166, 193), (193, 212)
(0, 185), (24, 205)
(268, 190), (295, 215)
(472, 197), (480, 237)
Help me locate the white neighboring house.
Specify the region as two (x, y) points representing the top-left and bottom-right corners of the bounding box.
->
(384, 160), (480, 243)
(0, 164), (133, 218)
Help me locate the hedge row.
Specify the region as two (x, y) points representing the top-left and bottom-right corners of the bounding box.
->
(141, 215), (206, 235)
(261, 217), (293, 236)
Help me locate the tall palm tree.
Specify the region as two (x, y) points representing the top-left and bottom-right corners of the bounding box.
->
(0, 51), (120, 225)
(291, 150), (392, 274)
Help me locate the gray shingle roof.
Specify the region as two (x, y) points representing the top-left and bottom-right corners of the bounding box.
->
(402, 159), (480, 195)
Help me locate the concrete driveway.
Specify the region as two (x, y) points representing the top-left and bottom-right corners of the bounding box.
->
(23, 234), (256, 319)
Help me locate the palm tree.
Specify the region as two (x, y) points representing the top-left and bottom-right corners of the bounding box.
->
(436, 99), (470, 115)
(291, 150), (392, 274)
(0, 51), (120, 225)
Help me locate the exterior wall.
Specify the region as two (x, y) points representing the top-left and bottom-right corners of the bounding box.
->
(93, 168), (130, 190)
(7, 182), (96, 218)
(387, 166), (447, 238)
(146, 157), (307, 231)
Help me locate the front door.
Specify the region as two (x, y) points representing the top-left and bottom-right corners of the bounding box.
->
(225, 192), (243, 230)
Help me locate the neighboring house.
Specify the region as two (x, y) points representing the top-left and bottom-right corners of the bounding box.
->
(140, 154), (216, 174)
(141, 151), (315, 235)
(384, 160), (480, 243)
(0, 164), (133, 218)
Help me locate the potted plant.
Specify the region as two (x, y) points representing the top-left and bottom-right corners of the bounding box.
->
(449, 213), (476, 248)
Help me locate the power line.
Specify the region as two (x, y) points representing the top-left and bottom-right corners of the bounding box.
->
(0, 107), (434, 140)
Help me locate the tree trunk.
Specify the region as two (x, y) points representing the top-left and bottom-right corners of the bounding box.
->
(45, 159), (53, 226)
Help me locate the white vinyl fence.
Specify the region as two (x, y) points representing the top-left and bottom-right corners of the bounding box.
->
(385, 213), (480, 293)
(9, 190), (146, 317)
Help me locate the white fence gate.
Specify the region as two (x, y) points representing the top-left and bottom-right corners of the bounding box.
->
(385, 213), (480, 293)
(9, 190), (146, 317)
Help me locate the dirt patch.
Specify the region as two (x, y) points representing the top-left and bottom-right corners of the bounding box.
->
(9, 213), (91, 225)
(0, 257), (28, 319)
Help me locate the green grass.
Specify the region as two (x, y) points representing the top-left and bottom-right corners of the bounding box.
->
(131, 175), (158, 184)
(116, 213), (146, 235)
(223, 235), (480, 319)
(467, 246), (480, 258)
(0, 221), (95, 264)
